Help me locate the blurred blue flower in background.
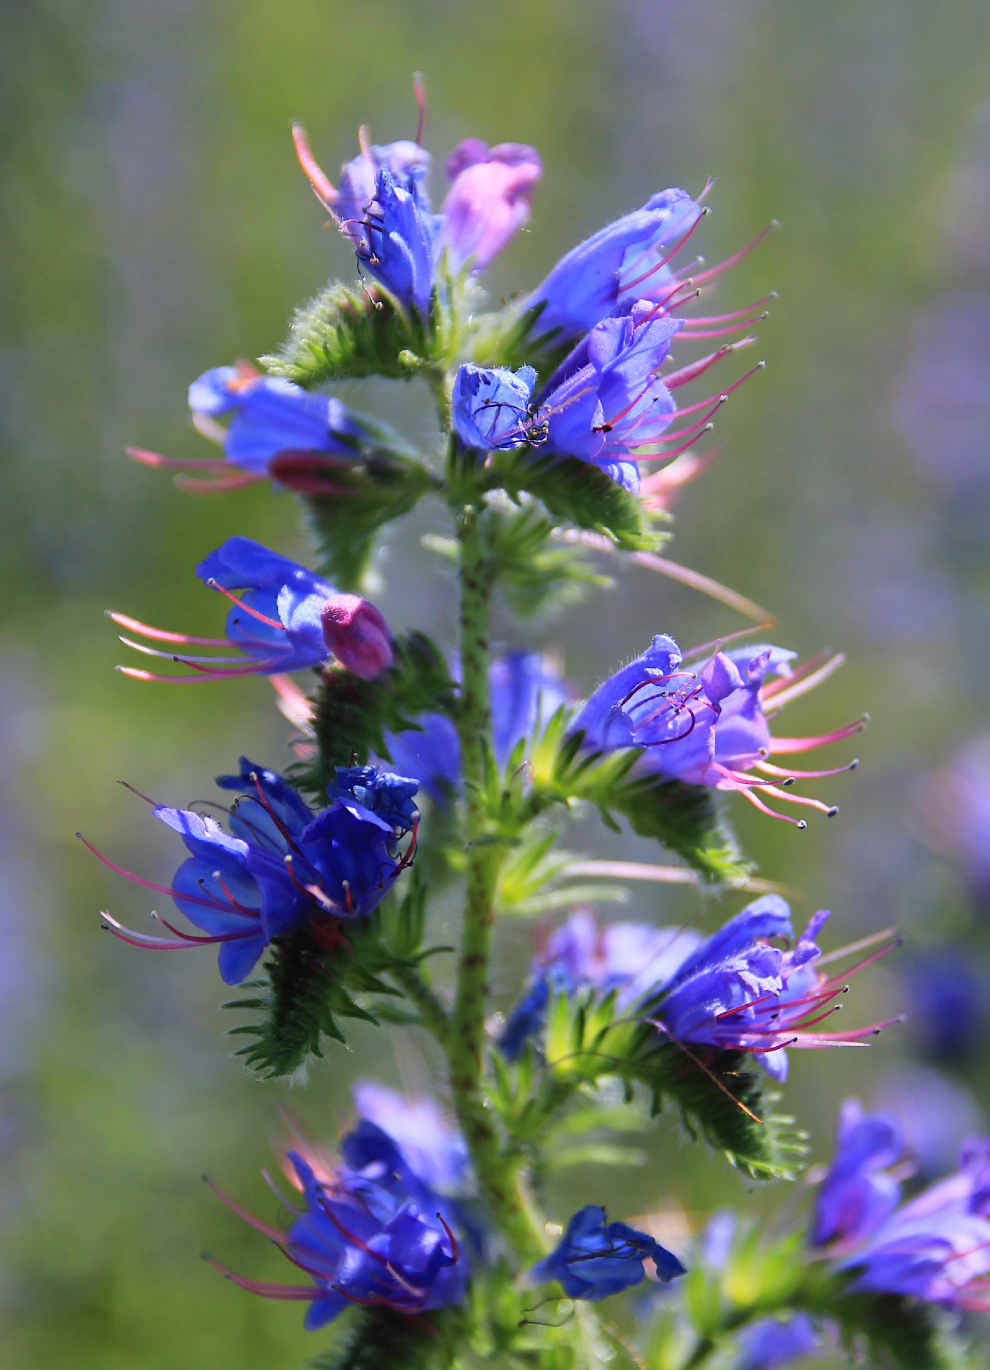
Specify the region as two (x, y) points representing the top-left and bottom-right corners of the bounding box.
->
(530, 1204), (685, 1299)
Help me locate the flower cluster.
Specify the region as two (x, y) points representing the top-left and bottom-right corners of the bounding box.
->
(814, 1101), (990, 1312)
(209, 1114), (467, 1326)
(83, 757), (417, 983)
(75, 79), (966, 1370)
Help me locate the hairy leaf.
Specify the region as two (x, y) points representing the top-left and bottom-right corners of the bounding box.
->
(262, 282), (427, 386)
(492, 450), (659, 552)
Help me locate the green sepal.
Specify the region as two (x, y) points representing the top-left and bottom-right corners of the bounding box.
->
(491, 449), (660, 552)
(611, 773), (753, 885)
(533, 989), (807, 1182)
(466, 301), (572, 384)
(222, 895), (426, 1079)
(308, 1305), (468, 1370)
(302, 449), (437, 591)
(525, 709), (752, 884)
(290, 630), (456, 801)
(262, 281), (430, 386)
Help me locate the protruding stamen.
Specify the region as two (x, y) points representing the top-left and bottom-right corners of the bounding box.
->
(413, 72), (427, 146)
(106, 610), (230, 648)
(690, 220), (779, 287)
(126, 446), (230, 471)
(173, 471), (265, 493)
(761, 654), (846, 711)
(664, 337), (757, 389)
(291, 122), (338, 212)
(770, 717), (869, 754)
(206, 579), (285, 630)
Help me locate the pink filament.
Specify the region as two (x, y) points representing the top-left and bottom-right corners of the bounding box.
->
(108, 611), (230, 648)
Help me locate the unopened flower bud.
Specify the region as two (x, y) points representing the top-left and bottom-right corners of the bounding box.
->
(321, 594), (393, 679)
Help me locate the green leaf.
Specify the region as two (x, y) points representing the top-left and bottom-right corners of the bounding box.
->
(630, 1036), (808, 1182)
(262, 281), (429, 386)
(526, 709), (752, 884)
(482, 501), (612, 617)
(492, 449), (661, 552)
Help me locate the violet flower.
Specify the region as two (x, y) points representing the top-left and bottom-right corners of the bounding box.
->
(526, 189), (705, 342)
(208, 1120), (465, 1328)
(571, 633), (864, 829)
(835, 1130), (990, 1311)
(647, 900), (901, 1082)
(83, 758), (417, 984)
(441, 139), (542, 270)
(810, 1099), (907, 1250)
(351, 1082), (470, 1194)
(110, 536), (392, 684)
(530, 1205), (685, 1300)
(451, 301), (764, 489)
(737, 1315), (821, 1370)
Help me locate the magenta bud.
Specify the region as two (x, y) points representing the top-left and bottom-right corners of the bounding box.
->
(320, 594), (394, 680)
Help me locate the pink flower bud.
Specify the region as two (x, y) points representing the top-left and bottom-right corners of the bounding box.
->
(320, 594), (394, 680)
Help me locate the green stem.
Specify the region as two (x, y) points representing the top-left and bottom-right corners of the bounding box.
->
(447, 504), (544, 1262)
(390, 963), (449, 1045)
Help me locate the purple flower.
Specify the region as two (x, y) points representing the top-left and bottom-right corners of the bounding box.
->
(499, 911), (704, 1060)
(839, 1136), (990, 1310)
(572, 634), (864, 829)
(209, 1119), (465, 1328)
(649, 901), (900, 1082)
(86, 758), (417, 984)
(526, 189), (703, 342)
(811, 1099), (906, 1250)
(128, 365), (405, 495)
(737, 1315), (820, 1370)
(900, 950), (988, 1063)
(352, 1082), (470, 1194)
(320, 593), (394, 680)
(381, 651), (567, 804)
(530, 1205), (685, 1300)
(111, 536), (393, 685)
(874, 1066), (984, 1178)
(441, 139), (542, 270)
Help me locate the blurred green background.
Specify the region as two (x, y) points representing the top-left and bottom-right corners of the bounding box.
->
(3, 1), (990, 1365)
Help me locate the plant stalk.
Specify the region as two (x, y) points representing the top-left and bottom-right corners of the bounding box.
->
(448, 503), (544, 1261)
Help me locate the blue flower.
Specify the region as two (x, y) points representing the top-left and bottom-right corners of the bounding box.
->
(451, 363), (538, 451)
(91, 758), (416, 984)
(112, 536), (393, 684)
(381, 651), (567, 804)
(737, 1315), (820, 1370)
(810, 1099), (906, 1250)
(330, 766), (419, 835)
(526, 189), (703, 342)
(351, 1082), (471, 1194)
(210, 1119), (466, 1329)
(187, 366), (368, 476)
(441, 140), (542, 271)
(537, 304), (681, 463)
(649, 901), (899, 1082)
(499, 911), (704, 1060)
(354, 168), (436, 317)
(530, 1205), (685, 1300)
(571, 634), (862, 829)
(837, 1136), (990, 1309)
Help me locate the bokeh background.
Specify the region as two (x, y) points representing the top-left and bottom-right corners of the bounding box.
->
(3, 2), (990, 1365)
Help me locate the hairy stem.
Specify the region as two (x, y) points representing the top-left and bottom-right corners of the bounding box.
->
(447, 504), (544, 1261)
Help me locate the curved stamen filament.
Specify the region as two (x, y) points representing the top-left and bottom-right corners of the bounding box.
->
(173, 472), (264, 493)
(619, 208), (710, 293)
(688, 221), (778, 288)
(291, 122), (338, 213)
(107, 610), (230, 648)
(206, 580), (286, 630)
(665, 340), (756, 390)
(770, 717), (869, 754)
